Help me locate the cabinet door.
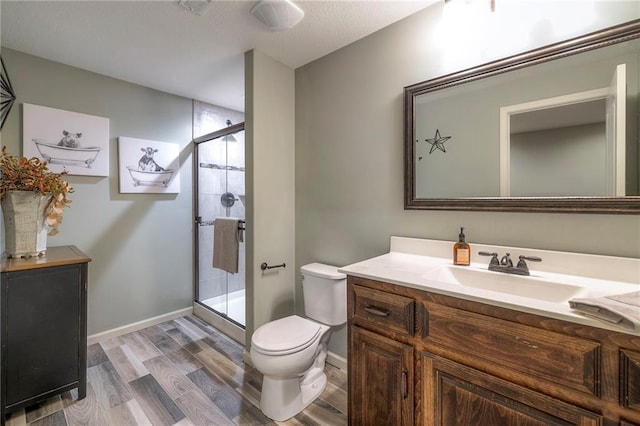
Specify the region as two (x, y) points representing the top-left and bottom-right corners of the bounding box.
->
(421, 351), (603, 426)
(4, 265), (82, 406)
(621, 349), (640, 413)
(350, 326), (413, 426)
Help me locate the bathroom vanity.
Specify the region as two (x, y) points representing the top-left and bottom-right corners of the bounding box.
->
(342, 237), (640, 425)
(0, 246), (90, 424)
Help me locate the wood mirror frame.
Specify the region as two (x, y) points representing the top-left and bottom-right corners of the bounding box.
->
(404, 19), (640, 214)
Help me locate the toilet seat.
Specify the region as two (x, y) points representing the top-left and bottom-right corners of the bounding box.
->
(252, 315), (322, 355)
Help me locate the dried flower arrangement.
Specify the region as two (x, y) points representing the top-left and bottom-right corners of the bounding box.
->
(1, 145), (73, 235)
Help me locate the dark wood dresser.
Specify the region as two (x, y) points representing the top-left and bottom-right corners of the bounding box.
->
(0, 245), (90, 423)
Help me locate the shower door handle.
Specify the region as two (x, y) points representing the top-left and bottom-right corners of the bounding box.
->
(195, 217), (214, 226)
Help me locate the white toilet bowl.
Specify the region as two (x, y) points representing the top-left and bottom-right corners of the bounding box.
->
(250, 315), (331, 421)
(250, 262), (346, 421)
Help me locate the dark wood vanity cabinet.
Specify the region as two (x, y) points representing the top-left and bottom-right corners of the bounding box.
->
(0, 246), (90, 423)
(347, 276), (640, 426)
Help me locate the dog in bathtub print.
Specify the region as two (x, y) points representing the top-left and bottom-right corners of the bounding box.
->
(126, 146), (174, 188)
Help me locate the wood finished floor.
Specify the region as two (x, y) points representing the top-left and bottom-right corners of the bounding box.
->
(5, 315), (347, 426)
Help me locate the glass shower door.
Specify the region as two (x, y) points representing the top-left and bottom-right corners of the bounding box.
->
(194, 126), (245, 327)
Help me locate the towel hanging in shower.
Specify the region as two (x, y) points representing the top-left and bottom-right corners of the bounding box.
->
(213, 217), (244, 274)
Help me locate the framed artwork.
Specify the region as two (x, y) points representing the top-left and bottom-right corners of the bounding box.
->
(22, 103), (110, 177)
(118, 137), (180, 194)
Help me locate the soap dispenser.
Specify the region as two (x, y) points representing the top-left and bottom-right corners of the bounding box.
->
(453, 226), (471, 266)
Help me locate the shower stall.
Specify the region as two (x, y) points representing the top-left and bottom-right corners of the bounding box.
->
(193, 120), (246, 341)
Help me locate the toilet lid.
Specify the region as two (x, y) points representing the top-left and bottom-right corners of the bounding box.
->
(252, 315), (321, 355)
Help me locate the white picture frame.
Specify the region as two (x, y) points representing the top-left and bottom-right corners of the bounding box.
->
(118, 137), (180, 194)
(22, 103), (110, 177)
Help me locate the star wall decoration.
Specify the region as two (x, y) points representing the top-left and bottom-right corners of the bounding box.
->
(417, 129), (452, 160)
(425, 129), (451, 154)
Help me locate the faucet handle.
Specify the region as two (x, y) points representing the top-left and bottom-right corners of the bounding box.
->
(519, 255), (542, 263)
(478, 251), (499, 265)
(518, 255), (542, 268)
(516, 255), (542, 271)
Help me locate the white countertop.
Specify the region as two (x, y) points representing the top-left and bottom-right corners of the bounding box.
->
(339, 237), (640, 336)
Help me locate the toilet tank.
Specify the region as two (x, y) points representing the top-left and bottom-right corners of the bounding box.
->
(300, 263), (346, 326)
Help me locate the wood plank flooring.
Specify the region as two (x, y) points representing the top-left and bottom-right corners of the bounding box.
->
(4, 315), (347, 426)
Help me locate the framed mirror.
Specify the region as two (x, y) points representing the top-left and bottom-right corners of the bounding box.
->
(404, 19), (640, 214)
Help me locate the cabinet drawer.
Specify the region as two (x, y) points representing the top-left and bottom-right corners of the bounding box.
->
(422, 301), (601, 397)
(351, 285), (415, 337)
(621, 349), (640, 412)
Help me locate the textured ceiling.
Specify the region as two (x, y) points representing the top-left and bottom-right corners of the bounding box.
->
(1, 0), (438, 111)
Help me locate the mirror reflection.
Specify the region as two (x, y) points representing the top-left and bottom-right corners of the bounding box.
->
(414, 37), (638, 199)
(406, 21), (640, 213)
(502, 77), (625, 197)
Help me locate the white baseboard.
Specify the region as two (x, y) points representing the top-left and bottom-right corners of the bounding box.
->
(87, 307), (193, 346)
(327, 351), (347, 371)
(193, 303), (245, 345)
(243, 349), (252, 367)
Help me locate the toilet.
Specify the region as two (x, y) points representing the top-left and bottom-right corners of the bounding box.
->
(250, 262), (346, 421)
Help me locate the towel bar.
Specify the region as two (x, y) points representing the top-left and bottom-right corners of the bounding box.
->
(196, 217), (245, 230)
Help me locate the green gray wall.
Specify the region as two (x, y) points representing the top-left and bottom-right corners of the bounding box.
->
(295, 2), (640, 359)
(245, 50), (296, 349)
(0, 48), (194, 335)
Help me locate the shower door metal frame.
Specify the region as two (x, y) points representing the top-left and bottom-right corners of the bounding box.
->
(193, 121), (245, 327)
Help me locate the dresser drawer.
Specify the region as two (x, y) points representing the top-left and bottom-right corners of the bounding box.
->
(422, 301), (602, 397)
(351, 284), (415, 337)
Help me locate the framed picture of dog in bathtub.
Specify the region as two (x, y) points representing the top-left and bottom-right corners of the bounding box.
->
(22, 103), (110, 177)
(118, 137), (180, 194)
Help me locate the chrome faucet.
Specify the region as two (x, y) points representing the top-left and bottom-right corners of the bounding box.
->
(479, 251), (542, 276)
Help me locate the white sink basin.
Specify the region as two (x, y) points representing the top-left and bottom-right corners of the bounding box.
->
(431, 266), (588, 303)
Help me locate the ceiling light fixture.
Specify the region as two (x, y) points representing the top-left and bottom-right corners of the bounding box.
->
(250, 0), (304, 31)
(178, 0), (214, 16)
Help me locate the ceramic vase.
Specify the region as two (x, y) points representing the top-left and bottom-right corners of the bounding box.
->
(1, 190), (52, 258)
